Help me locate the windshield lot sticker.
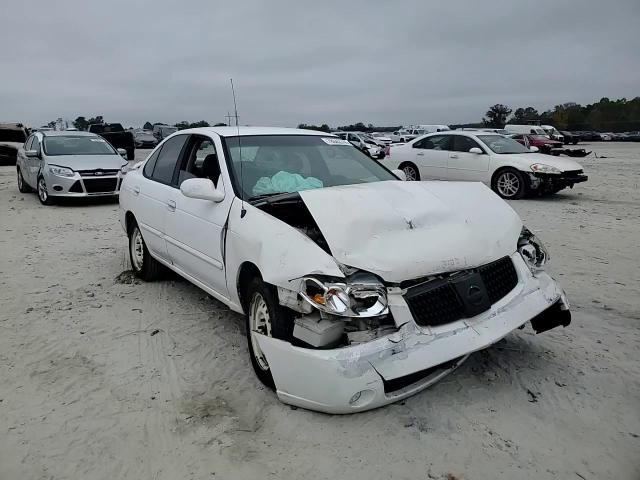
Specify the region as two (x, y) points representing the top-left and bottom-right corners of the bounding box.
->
(90, 139), (107, 142)
(322, 138), (351, 146)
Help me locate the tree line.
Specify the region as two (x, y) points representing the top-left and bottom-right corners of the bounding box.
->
(479, 97), (640, 131)
(70, 117), (226, 131)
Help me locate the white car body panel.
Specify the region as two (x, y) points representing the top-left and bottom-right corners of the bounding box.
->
(119, 126), (571, 414)
(299, 181), (521, 282)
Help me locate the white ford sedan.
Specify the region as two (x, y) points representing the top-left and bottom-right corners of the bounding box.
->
(380, 131), (588, 199)
(119, 127), (571, 413)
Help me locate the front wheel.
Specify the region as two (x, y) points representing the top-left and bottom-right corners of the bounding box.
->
(492, 169), (528, 199)
(244, 276), (293, 389)
(128, 222), (162, 280)
(400, 163), (420, 181)
(17, 167), (31, 193)
(37, 176), (55, 205)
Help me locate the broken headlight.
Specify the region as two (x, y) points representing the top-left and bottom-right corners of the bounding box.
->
(300, 272), (388, 318)
(530, 163), (561, 174)
(518, 227), (549, 272)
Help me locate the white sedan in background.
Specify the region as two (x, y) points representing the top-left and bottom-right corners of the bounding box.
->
(381, 131), (588, 199)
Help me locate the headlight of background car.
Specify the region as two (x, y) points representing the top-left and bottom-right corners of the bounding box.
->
(49, 165), (75, 177)
(530, 163), (561, 174)
(300, 273), (388, 317)
(518, 227), (549, 272)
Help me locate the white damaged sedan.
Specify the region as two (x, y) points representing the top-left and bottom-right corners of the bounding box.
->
(119, 127), (571, 414)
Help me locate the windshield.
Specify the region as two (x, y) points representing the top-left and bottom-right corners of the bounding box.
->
(43, 136), (117, 156)
(225, 135), (397, 201)
(478, 135), (531, 154)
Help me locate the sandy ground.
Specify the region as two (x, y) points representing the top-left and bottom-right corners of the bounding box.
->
(1, 142), (638, 480)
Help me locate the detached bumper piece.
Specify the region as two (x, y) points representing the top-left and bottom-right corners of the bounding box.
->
(530, 300), (571, 334)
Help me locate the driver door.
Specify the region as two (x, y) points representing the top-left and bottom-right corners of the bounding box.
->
(164, 134), (233, 297)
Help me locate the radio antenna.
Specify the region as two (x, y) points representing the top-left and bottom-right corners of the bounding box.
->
(230, 78), (246, 218)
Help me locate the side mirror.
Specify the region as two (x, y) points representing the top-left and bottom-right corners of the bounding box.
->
(180, 178), (225, 203)
(25, 149), (40, 158)
(117, 148), (127, 158)
(468, 147), (483, 154)
(392, 169), (407, 181)
(529, 146), (539, 152)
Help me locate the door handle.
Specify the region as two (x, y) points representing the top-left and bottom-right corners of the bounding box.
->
(416, 152), (424, 156)
(167, 200), (176, 211)
(450, 154), (458, 158)
(132, 186), (140, 195)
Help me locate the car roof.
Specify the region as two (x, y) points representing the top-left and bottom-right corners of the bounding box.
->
(175, 126), (335, 138)
(40, 130), (99, 137)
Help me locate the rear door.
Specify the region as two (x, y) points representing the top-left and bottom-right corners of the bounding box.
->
(446, 135), (491, 182)
(133, 135), (189, 262)
(165, 134), (232, 296)
(410, 134), (452, 179)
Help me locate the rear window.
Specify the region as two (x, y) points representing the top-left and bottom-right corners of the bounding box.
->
(0, 129), (27, 143)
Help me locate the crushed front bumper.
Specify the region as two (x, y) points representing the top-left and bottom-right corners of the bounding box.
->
(255, 254), (570, 414)
(529, 170), (588, 192)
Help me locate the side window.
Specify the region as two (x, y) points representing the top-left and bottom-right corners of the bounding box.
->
(530, 129), (537, 134)
(178, 136), (220, 187)
(452, 135), (482, 153)
(151, 135), (189, 185)
(348, 134), (360, 143)
(413, 135), (451, 150)
(143, 146), (163, 177)
(31, 136), (41, 152)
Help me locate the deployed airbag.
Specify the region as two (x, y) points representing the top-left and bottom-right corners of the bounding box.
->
(253, 171), (323, 196)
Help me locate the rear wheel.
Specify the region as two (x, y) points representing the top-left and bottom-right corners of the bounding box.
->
(17, 167), (31, 193)
(37, 176), (54, 205)
(400, 162), (420, 181)
(492, 169), (528, 199)
(128, 222), (162, 280)
(127, 148), (135, 160)
(244, 276), (294, 389)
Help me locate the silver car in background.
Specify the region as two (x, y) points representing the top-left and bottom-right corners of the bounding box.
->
(16, 131), (128, 205)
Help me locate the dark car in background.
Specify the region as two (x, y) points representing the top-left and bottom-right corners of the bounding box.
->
(88, 123), (135, 159)
(0, 123), (30, 164)
(560, 131), (579, 145)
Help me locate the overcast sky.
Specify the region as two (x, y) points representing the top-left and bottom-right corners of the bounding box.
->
(2, 0), (639, 128)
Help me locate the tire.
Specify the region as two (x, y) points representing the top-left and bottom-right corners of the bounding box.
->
(128, 221), (162, 281)
(127, 148), (135, 160)
(37, 176), (55, 205)
(244, 276), (294, 389)
(492, 168), (528, 200)
(17, 167), (31, 193)
(400, 162), (420, 181)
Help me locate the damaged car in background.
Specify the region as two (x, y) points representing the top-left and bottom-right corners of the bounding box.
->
(119, 127), (571, 414)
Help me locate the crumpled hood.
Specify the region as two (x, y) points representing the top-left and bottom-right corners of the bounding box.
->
(299, 181), (522, 283)
(47, 154), (127, 171)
